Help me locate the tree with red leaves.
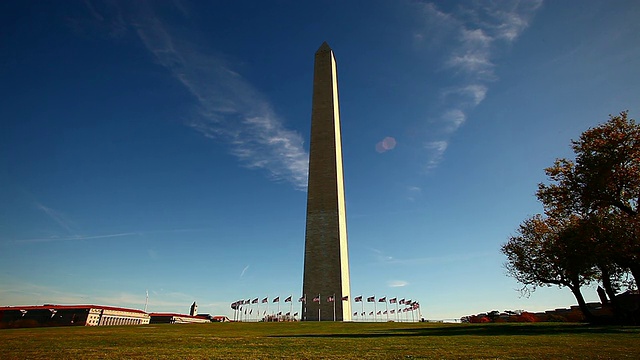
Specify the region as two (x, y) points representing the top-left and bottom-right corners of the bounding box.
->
(503, 111), (640, 324)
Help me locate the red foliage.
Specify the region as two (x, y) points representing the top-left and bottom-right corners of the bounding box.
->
(467, 315), (491, 323)
(515, 312), (538, 322)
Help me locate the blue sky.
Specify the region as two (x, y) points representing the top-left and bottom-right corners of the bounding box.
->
(1, 0), (639, 320)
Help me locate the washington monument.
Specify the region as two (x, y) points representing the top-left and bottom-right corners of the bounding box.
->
(302, 42), (351, 321)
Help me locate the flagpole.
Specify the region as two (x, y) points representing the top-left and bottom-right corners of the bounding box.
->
(395, 300), (399, 322)
(361, 298), (364, 323)
(318, 294), (321, 322)
(373, 296), (377, 323)
(333, 293), (336, 321)
(385, 297), (389, 322)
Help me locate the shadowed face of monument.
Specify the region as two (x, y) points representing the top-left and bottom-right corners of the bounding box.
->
(302, 42), (351, 322)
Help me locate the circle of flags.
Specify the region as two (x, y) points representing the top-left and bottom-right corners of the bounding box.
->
(230, 295), (421, 322)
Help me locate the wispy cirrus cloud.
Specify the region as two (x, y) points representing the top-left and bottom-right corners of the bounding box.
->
(406, 186), (422, 202)
(379, 251), (494, 266)
(134, 4), (309, 190)
(0, 277), (204, 312)
(416, 1), (542, 170)
(15, 232), (138, 244)
(240, 265), (250, 278)
(369, 246), (494, 266)
(369, 247), (396, 263)
(83, 1), (309, 190)
(424, 140), (448, 170)
(35, 202), (76, 234)
(388, 280), (408, 288)
(11, 228), (207, 244)
(0, 281), (90, 305)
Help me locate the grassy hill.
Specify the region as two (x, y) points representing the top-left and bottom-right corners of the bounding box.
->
(2, 321), (639, 359)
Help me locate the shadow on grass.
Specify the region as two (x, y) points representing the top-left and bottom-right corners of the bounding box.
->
(268, 324), (640, 339)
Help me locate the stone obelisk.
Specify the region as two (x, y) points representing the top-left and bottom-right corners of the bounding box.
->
(302, 42), (351, 321)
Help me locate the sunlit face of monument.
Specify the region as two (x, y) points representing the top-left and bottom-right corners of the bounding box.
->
(302, 42), (351, 321)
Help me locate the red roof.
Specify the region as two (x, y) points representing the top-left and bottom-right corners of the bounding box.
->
(149, 312), (203, 319)
(0, 304), (147, 314)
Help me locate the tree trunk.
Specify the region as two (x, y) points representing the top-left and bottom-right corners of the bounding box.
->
(568, 283), (597, 323)
(599, 265), (624, 321)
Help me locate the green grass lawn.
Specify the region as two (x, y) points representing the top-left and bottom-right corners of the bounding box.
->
(2, 322), (639, 359)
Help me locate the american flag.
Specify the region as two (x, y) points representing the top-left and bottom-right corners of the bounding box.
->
(354, 295), (363, 302)
(313, 295), (320, 302)
(367, 296), (375, 302)
(293, 312), (298, 317)
(353, 312), (358, 316)
(298, 296), (306, 302)
(369, 311), (374, 316)
(390, 309), (395, 314)
(273, 297), (280, 303)
(377, 311), (381, 315)
(262, 297), (268, 303)
(378, 297), (386, 302)
(399, 298), (405, 305)
(383, 310), (387, 314)
(389, 298), (397, 304)
(252, 298), (258, 304)
(341, 295), (349, 301)
(327, 296), (335, 302)
(284, 296), (292, 302)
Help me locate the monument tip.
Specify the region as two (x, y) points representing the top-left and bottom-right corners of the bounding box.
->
(316, 41), (332, 53)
